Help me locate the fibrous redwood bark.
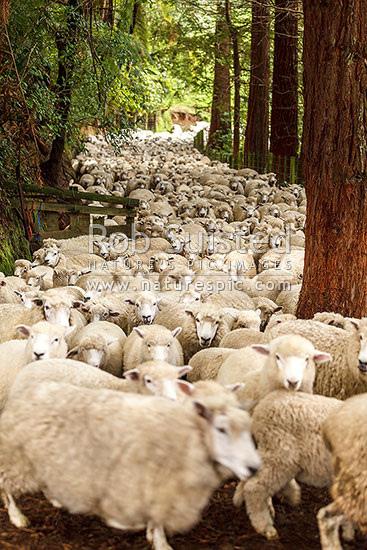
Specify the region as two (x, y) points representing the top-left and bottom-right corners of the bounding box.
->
(297, 0), (367, 318)
(244, 0), (270, 157)
(225, 0), (240, 155)
(207, 1), (231, 152)
(270, 0), (299, 158)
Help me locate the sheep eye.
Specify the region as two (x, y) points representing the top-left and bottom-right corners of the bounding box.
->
(44, 305), (50, 310)
(167, 343), (171, 348)
(196, 318), (200, 322)
(217, 427), (227, 435)
(53, 338), (59, 343)
(147, 343), (151, 349)
(275, 353), (281, 360)
(360, 334), (363, 341)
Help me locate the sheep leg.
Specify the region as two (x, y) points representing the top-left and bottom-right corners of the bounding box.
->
(276, 479), (301, 506)
(150, 524), (173, 550)
(317, 502), (344, 550)
(341, 520), (355, 542)
(1, 491), (30, 528)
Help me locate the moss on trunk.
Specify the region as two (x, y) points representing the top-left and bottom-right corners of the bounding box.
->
(0, 188), (31, 275)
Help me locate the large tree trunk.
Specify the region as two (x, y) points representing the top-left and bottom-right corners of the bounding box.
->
(270, 0), (299, 159)
(225, 0), (240, 156)
(297, 0), (367, 318)
(207, 1), (231, 152)
(41, 0), (79, 187)
(244, 0), (270, 157)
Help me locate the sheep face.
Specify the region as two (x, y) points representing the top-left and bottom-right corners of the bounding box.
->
(253, 335), (331, 391)
(17, 322), (69, 361)
(43, 248), (60, 267)
(128, 292), (160, 325)
(197, 403), (261, 480)
(124, 363), (192, 401)
(348, 320), (367, 375)
(133, 326), (182, 362)
(187, 310), (222, 347)
(43, 297), (81, 328)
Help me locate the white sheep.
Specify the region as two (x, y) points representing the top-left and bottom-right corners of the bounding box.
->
(216, 335), (331, 412)
(10, 359), (193, 402)
(234, 390), (342, 540)
(125, 291), (161, 333)
(68, 321), (126, 377)
(317, 394), (367, 549)
(0, 321), (71, 410)
(154, 303), (233, 362)
(0, 304), (44, 342)
(268, 318), (367, 399)
(219, 328), (266, 349)
(187, 347), (237, 383)
(123, 324), (184, 371)
(0, 380), (260, 550)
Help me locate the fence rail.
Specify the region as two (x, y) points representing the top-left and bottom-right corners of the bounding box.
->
(193, 130), (302, 185)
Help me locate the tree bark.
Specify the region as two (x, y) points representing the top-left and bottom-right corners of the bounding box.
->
(225, 0), (240, 156)
(297, 0), (367, 318)
(270, 0), (299, 159)
(41, 0), (79, 187)
(207, 1), (231, 152)
(244, 0), (270, 157)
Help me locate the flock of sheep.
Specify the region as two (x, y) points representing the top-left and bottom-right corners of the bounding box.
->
(0, 128), (366, 549)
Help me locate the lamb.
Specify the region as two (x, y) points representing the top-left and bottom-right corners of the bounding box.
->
(0, 321), (71, 410)
(0, 380), (260, 550)
(154, 303), (233, 362)
(313, 311), (354, 331)
(215, 335), (331, 412)
(317, 394), (367, 549)
(13, 259), (32, 278)
(233, 390), (342, 540)
(219, 328), (266, 349)
(123, 325), (184, 371)
(251, 296), (283, 331)
(268, 318), (367, 399)
(10, 359), (193, 402)
(42, 294), (86, 334)
(187, 348), (236, 383)
(68, 321), (126, 377)
(275, 284), (302, 315)
(24, 266), (54, 290)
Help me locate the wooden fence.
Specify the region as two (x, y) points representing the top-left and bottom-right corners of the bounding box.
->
(193, 130), (302, 185)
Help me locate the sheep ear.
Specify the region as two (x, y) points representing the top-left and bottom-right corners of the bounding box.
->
(177, 365), (192, 377)
(123, 369), (139, 381)
(193, 401), (213, 423)
(107, 337), (119, 346)
(273, 306), (283, 313)
(225, 383), (245, 393)
(108, 311), (120, 317)
(133, 327), (145, 339)
(13, 290), (22, 297)
(72, 300), (83, 308)
(255, 308), (261, 316)
(67, 346), (79, 358)
(124, 298), (135, 305)
(0, 280), (6, 287)
(349, 320), (360, 331)
(313, 350), (332, 363)
(176, 380), (195, 395)
(171, 326), (182, 338)
(185, 310), (195, 318)
(16, 324), (31, 337)
(251, 344), (270, 356)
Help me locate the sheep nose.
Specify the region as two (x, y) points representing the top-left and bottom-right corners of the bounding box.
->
(200, 337), (211, 347)
(287, 380), (298, 389)
(248, 466), (259, 477)
(33, 352), (45, 360)
(358, 360), (367, 374)
(142, 315), (152, 324)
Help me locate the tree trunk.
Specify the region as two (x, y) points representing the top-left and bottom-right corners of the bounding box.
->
(225, 0), (240, 156)
(270, 0), (299, 160)
(207, 1), (231, 152)
(297, 0), (367, 318)
(41, 0), (79, 187)
(244, 0), (270, 157)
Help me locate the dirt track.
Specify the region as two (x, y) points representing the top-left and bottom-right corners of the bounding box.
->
(0, 483), (365, 550)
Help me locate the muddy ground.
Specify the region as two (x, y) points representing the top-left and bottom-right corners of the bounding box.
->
(0, 483), (365, 550)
